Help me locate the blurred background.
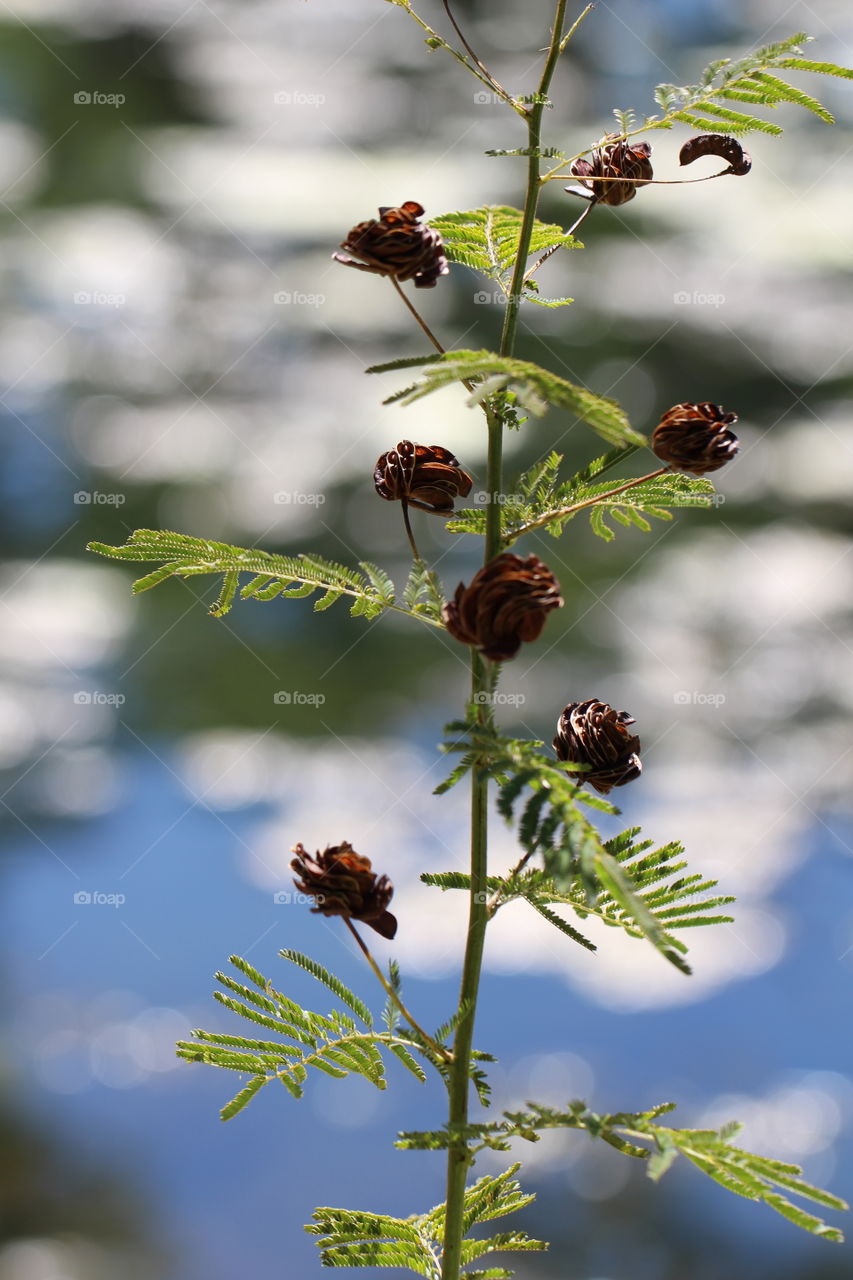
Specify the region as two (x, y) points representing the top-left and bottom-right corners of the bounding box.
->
(1, 0), (852, 1276)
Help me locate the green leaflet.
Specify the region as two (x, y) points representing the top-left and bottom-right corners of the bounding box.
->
(447, 446), (716, 544)
(87, 530), (445, 627)
(395, 1102), (846, 1243)
(605, 33), (850, 141)
(176, 956), (441, 1119)
(307, 1166), (545, 1276)
(429, 205), (579, 299)
(367, 351), (643, 449)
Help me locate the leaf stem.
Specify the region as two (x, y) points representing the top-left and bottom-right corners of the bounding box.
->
(344, 919), (452, 1063)
(441, 7), (571, 1278)
(441, 0), (515, 109)
(401, 500), (423, 562)
(390, 276), (447, 355)
(506, 465), (671, 542)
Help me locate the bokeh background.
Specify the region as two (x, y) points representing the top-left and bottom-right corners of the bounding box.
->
(2, 0), (852, 1276)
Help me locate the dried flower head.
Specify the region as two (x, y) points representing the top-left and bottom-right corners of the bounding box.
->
(443, 552), (563, 662)
(374, 441), (473, 515)
(553, 699), (642, 794)
(652, 402), (740, 476)
(291, 841), (397, 939)
(569, 136), (654, 206)
(679, 133), (752, 177)
(333, 201), (449, 289)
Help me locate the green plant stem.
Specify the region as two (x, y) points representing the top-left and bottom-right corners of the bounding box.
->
(440, 6), (572, 1278)
(344, 918), (452, 1063)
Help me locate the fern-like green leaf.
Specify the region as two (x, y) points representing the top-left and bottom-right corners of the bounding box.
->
(367, 351), (642, 449)
(429, 206), (579, 291)
(87, 530), (445, 629)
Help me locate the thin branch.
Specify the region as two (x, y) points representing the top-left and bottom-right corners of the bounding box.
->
(506, 465), (671, 543)
(401, 499), (423, 562)
(345, 918), (452, 1063)
(441, 0), (515, 108)
(522, 199), (594, 285)
(390, 276), (446, 354)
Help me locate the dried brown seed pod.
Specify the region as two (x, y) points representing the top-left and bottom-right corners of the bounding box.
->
(442, 552), (563, 662)
(553, 698), (642, 794)
(291, 841), (397, 940)
(652, 402), (740, 476)
(569, 136), (654, 206)
(679, 133), (752, 177)
(374, 441), (473, 514)
(333, 201), (449, 289)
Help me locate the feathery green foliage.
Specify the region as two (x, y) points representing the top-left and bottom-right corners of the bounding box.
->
(447, 447), (716, 544)
(397, 1102), (847, 1242)
(176, 954), (437, 1118)
(606, 33), (852, 142)
(87, 530), (444, 626)
(367, 351), (643, 448)
(306, 1164), (546, 1275)
(435, 717), (728, 974)
(429, 206), (578, 305)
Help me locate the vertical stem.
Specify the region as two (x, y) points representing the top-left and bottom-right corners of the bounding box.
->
(440, 6), (570, 1278)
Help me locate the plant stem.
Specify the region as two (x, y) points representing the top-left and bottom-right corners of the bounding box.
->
(390, 276), (447, 355)
(441, 0), (515, 108)
(440, 7), (571, 1278)
(345, 918), (452, 1062)
(401, 500), (423, 562)
(507, 465), (670, 542)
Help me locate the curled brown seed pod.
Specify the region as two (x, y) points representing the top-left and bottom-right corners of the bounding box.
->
(652, 402), (740, 476)
(333, 201), (449, 288)
(553, 698), (642, 794)
(442, 552), (563, 662)
(679, 133), (752, 176)
(569, 135), (654, 206)
(374, 441), (473, 514)
(291, 841), (397, 940)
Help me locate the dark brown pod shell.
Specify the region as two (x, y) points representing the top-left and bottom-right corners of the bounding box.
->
(652, 402), (739, 476)
(679, 133), (752, 177)
(569, 136), (654, 207)
(333, 201), (449, 289)
(291, 841), (397, 940)
(374, 441), (473, 514)
(553, 698), (642, 794)
(442, 552), (563, 662)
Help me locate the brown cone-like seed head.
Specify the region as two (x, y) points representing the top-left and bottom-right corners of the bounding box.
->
(570, 136), (654, 206)
(679, 133), (752, 177)
(333, 201), (449, 289)
(442, 553), (563, 662)
(652, 402), (739, 476)
(374, 441), (473, 514)
(553, 699), (642, 794)
(291, 841), (397, 939)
